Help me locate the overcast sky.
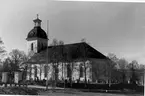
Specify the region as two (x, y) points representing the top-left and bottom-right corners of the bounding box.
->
(0, 0), (145, 64)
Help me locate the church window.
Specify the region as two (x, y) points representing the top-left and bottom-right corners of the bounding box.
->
(44, 65), (48, 77)
(67, 64), (71, 78)
(34, 66), (37, 78)
(80, 65), (83, 77)
(30, 66), (32, 78)
(31, 43), (34, 51)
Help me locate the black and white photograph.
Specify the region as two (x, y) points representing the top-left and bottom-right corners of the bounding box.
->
(0, 0), (144, 95)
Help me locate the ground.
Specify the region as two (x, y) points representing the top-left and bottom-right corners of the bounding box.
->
(39, 91), (143, 96)
(0, 85), (143, 96)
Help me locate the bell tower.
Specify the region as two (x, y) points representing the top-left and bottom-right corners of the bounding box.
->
(26, 15), (48, 56)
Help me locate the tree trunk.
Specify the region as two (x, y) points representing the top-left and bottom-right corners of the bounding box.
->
(68, 63), (72, 87)
(70, 62), (73, 87)
(25, 65), (28, 80)
(108, 63), (112, 86)
(84, 62), (87, 88)
(62, 63), (63, 81)
(46, 64), (49, 90)
(40, 65), (42, 80)
(69, 63), (72, 87)
(55, 63), (59, 87)
(52, 63), (55, 88)
(122, 70), (125, 83)
(64, 63), (66, 88)
(78, 65), (81, 83)
(29, 65), (32, 80)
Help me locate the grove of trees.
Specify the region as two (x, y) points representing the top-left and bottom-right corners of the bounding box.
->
(107, 53), (144, 85)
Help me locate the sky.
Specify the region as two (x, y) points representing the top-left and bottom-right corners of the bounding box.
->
(0, 0), (145, 64)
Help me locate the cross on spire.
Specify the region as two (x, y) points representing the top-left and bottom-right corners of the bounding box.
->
(37, 14), (39, 19)
(33, 14), (42, 27)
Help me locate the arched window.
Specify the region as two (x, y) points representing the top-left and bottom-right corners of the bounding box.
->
(29, 66), (32, 79)
(44, 65), (48, 78)
(80, 65), (83, 77)
(34, 66), (37, 78)
(67, 64), (71, 78)
(31, 43), (34, 51)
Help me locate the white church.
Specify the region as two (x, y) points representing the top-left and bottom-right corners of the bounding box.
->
(25, 16), (111, 83)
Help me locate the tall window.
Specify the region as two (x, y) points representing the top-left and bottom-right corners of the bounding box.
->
(34, 66), (37, 78)
(31, 43), (34, 51)
(30, 66), (32, 79)
(44, 65), (48, 78)
(80, 65), (83, 77)
(67, 64), (71, 78)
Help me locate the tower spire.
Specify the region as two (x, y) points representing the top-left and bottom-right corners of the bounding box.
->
(37, 14), (39, 19)
(33, 14), (42, 27)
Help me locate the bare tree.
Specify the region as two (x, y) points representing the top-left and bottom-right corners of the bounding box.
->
(81, 38), (86, 43)
(8, 49), (29, 84)
(49, 39), (65, 88)
(107, 53), (119, 64)
(91, 60), (103, 83)
(2, 49), (28, 86)
(2, 57), (12, 72)
(129, 60), (139, 84)
(58, 40), (65, 83)
(0, 38), (6, 61)
(138, 64), (145, 85)
(49, 38), (59, 88)
(79, 42), (88, 87)
(49, 38), (58, 46)
(107, 53), (118, 84)
(118, 58), (128, 83)
(9, 49), (28, 70)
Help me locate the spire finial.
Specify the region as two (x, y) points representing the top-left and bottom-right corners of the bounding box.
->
(37, 14), (39, 19)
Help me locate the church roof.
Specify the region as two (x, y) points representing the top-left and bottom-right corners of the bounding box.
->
(26, 26), (47, 40)
(27, 42), (108, 64)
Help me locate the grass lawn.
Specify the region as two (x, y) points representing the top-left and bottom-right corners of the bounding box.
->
(0, 86), (39, 95)
(38, 89), (144, 96)
(39, 91), (144, 96)
(0, 86), (143, 96)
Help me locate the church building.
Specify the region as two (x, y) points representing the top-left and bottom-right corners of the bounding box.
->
(25, 16), (112, 83)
